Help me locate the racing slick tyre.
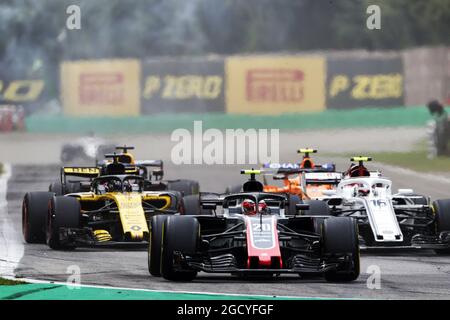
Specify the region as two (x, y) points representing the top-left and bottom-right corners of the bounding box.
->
(148, 215), (169, 277)
(303, 200), (332, 233)
(46, 196), (81, 250)
(22, 192), (54, 243)
(167, 179), (200, 196)
(432, 199), (450, 254)
(323, 217), (360, 282)
(49, 181), (64, 196)
(161, 216), (199, 281)
(182, 194), (212, 215)
(225, 184), (241, 194)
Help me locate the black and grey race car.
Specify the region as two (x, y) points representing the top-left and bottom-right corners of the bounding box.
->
(148, 170), (360, 282)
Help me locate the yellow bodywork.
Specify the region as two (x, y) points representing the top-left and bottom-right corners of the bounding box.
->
(76, 191), (171, 241)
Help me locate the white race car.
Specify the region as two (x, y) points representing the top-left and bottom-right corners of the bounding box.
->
(61, 135), (116, 163)
(314, 157), (450, 252)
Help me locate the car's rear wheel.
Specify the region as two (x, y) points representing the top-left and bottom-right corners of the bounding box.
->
(182, 194), (212, 215)
(148, 215), (168, 277)
(46, 196), (81, 250)
(304, 200), (332, 233)
(322, 217), (360, 282)
(22, 192), (54, 243)
(161, 216), (199, 281)
(167, 179), (199, 196)
(49, 181), (64, 196)
(432, 199), (450, 254)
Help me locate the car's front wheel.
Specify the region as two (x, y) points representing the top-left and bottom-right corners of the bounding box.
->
(46, 196), (81, 250)
(432, 199), (450, 254)
(161, 216), (199, 281)
(22, 192), (54, 243)
(322, 217), (360, 282)
(148, 215), (168, 277)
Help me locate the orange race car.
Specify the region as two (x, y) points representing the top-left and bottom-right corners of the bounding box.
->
(261, 149), (341, 200)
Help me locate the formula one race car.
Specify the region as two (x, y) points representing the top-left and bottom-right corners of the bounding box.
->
(51, 146), (200, 197)
(226, 149), (337, 200)
(148, 170), (360, 282)
(261, 149), (338, 199)
(319, 157), (450, 252)
(22, 162), (186, 249)
(60, 134), (116, 163)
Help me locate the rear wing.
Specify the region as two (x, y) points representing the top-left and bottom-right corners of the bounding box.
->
(61, 167), (100, 178)
(261, 162), (336, 176)
(303, 172), (342, 185)
(60, 166), (100, 187)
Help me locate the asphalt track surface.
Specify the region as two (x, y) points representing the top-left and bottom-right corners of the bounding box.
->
(2, 129), (450, 299)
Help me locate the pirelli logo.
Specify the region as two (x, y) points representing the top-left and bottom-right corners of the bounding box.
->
(61, 59), (140, 116)
(79, 73), (124, 105)
(226, 56), (325, 114)
(246, 69), (304, 103)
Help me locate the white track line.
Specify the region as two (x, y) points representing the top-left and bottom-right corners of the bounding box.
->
(0, 164), (24, 277)
(3, 276), (337, 300)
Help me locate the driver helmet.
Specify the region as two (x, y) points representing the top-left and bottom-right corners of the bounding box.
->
(357, 186), (370, 196)
(242, 199), (256, 215)
(123, 180), (132, 192)
(258, 200), (268, 214)
(106, 180), (121, 192)
(346, 163), (369, 178)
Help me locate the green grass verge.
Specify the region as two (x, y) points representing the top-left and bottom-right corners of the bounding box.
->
(25, 106), (437, 134)
(363, 150), (450, 172)
(329, 142), (450, 173)
(0, 163), (3, 175)
(0, 278), (26, 286)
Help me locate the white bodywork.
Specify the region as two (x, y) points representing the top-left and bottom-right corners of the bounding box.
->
(331, 176), (403, 242)
(75, 137), (107, 158)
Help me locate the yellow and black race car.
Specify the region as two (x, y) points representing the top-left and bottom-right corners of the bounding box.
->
(22, 161), (187, 249)
(50, 146), (200, 197)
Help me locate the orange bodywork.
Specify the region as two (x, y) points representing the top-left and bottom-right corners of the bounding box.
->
(263, 149), (337, 199)
(263, 175), (309, 199)
(263, 175), (336, 200)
